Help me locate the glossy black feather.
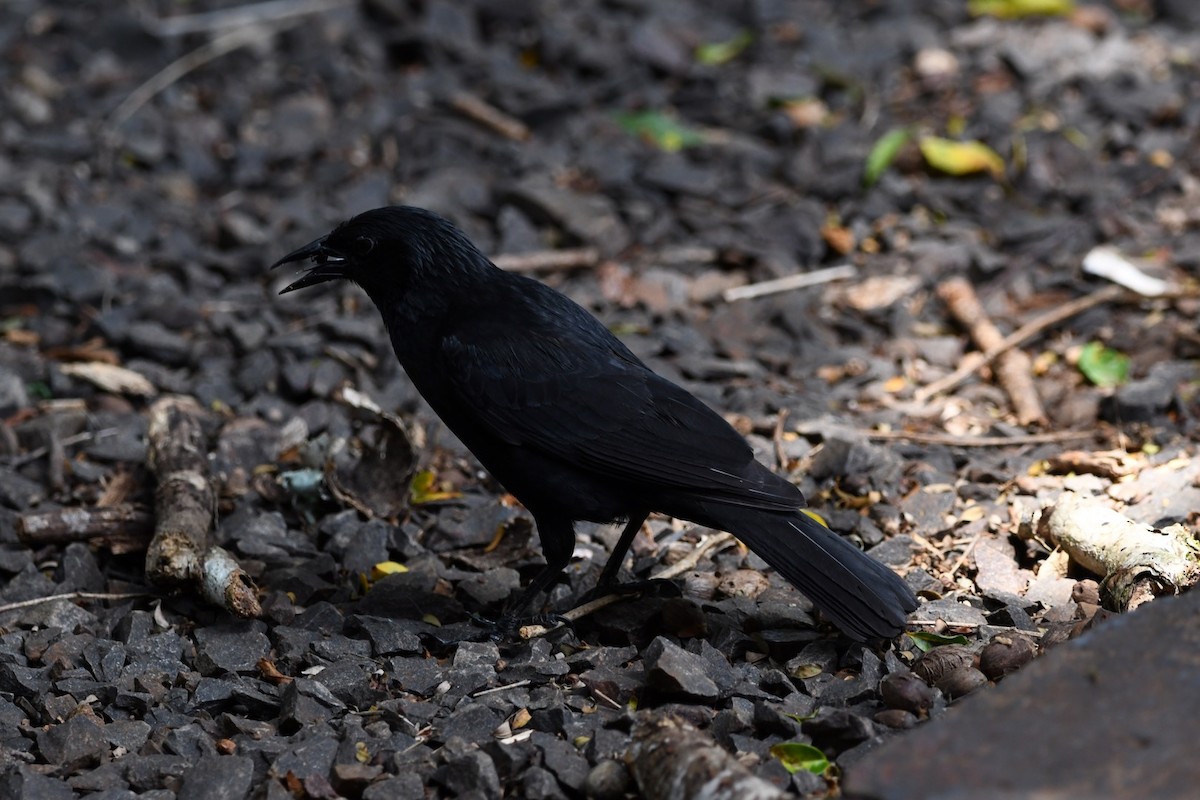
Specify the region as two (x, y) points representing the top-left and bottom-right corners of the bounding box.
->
(274, 206), (918, 640)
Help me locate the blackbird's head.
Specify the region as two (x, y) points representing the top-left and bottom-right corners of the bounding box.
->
(272, 206), (485, 296)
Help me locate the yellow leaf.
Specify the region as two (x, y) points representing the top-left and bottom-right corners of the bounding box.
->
(371, 561), (409, 581)
(409, 469), (463, 505)
(919, 136), (1005, 179)
(969, 0), (1074, 19)
(355, 742), (370, 763)
(483, 525), (507, 554)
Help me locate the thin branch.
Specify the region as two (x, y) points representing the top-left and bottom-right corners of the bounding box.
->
(931, 278), (1046, 426)
(143, 0), (353, 37)
(1, 428), (119, 468)
(861, 429), (1094, 447)
(723, 264), (857, 303)
(472, 679), (532, 698)
(907, 619), (1046, 637)
(0, 591), (152, 615)
(107, 20), (302, 129)
(449, 91), (531, 142)
(916, 284), (1126, 402)
(492, 248), (600, 274)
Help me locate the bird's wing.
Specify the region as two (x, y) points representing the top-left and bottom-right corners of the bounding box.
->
(440, 320), (802, 511)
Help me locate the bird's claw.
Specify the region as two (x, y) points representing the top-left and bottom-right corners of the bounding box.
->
(579, 577), (681, 605)
(470, 611), (573, 642)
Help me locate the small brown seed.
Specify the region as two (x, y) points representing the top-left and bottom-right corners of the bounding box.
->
(880, 672), (937, 714)
(979, 634), (1037, 680)
(911, 645), (975, 685)
(936, 666), (989, 700)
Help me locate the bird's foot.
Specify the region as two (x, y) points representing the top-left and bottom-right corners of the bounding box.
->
(469, 611), (572, 642)
(578, 577), (681, 605)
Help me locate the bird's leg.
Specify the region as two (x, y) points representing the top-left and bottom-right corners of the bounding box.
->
(577, 513), (679, 602)
(483, 514), (577, 639)
(596, 512), (649, 588)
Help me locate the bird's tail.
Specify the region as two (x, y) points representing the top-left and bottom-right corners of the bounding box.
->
(679, 503), (918, 641)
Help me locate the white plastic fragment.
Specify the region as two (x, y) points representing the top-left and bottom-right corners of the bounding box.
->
(1082, 246), (1168, 297)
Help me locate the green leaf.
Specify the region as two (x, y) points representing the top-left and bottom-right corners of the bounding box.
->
(695, 31), (753, 66)
(864, 128), (912, 187)
(918, 136), (1005, 179)
(1077, 341), (1130, 388)
(906, 631), (970, 653)
(27, 381), (52, 400)
(614, 111), (705, 152)
(770, 742), (830, 775)
(968, 0), (1075, 19)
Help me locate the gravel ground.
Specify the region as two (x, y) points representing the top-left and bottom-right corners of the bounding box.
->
(1, 1), (1198, 797)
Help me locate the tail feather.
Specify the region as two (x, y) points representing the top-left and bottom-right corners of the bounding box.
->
(679, 503), (918, 640)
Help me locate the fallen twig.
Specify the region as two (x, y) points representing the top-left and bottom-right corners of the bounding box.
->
(449, 91), (531, 142)
(906, 619), (1046, 638)
(492, 248), (600, 274)
(1, 428), (119, 469)
(916, 284), (1126, 403)
(472, 679), (532, 698)
(1034, 493), (1200, 612)
(146, 396), (261, 617)
(723, 264), (857, 302)
(629, 714), (790, 800)
(772, 408), (790, 473)
(861, 429), (1095, 447)
(792, 422), (1095, 448)
(108, 18), (305, 128)
(931, 278), (1046, 426)
(17, 503), (154, 554)
(143, 0), (353, 37)
(1045, 449), (1140, 480)
(653, 245), (720, 266)
(0, 591), (152, 616)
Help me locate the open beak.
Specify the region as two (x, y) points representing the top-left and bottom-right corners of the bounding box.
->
(271, 236), (348, 294)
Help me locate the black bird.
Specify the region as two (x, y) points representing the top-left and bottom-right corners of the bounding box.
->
(273, 206), (917, 640)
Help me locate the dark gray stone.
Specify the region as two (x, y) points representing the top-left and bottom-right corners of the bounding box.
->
(642, 636), (720, 701)
(362, 773), (426, 800)
(1, 767), (75, 800)
(439, 702), (503, 744)
(177, 754), (254, 800)
(36, 714), (109, 771)
(431, 746), (501, 800)
(193, 622), (271, 675)
(534, 732), (589, 793)
(350, 616), (423, 657)
(124, 754), (192, 792)
(270, 731), (340, 783)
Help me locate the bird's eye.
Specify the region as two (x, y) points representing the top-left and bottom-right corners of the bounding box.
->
(352, 236), (375, 256)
